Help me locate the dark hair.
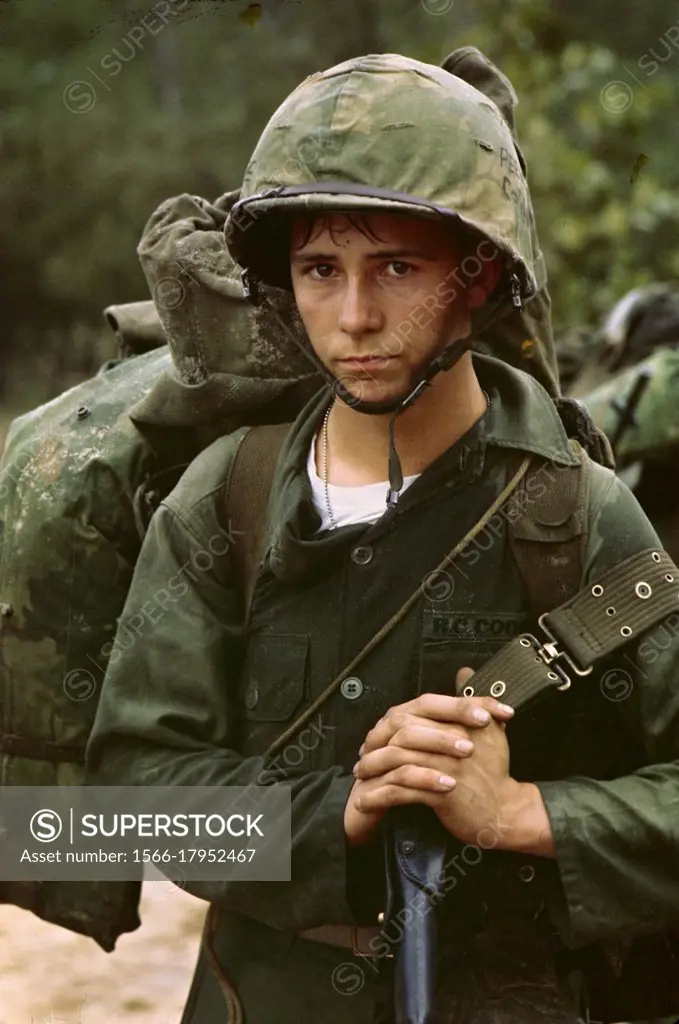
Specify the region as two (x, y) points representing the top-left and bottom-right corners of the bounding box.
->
(290, 211), (388, 251)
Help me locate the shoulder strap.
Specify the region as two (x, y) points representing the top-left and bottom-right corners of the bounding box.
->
(225, 422), (291, 618)
(508, 441), (590, 616)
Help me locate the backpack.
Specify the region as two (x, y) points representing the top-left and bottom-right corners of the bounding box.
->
(575, 333), (679, 566)
(0, 296), (318, 950)
(566, 283), (679, 399)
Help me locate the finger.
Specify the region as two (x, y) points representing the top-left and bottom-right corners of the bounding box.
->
(355, 774), (453, 812)
(388, 724), (475, 757)
(355, 745), (463, 781)
(404, 694), (515, 727)
(361, 692), (483, 755)
(362, 696), (514, 755)
(362, 710), (422, 754)
(378, 763), (457, 794)
(456, 666), (475, 686)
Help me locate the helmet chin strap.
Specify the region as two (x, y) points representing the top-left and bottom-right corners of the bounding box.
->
(243, 269), (522, 511)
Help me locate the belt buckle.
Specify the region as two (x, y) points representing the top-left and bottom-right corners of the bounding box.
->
(351, 925), (392, 959)
(522, 614), (593, 692)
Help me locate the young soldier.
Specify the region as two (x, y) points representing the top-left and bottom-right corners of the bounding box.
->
(86, 54), (679, 1024)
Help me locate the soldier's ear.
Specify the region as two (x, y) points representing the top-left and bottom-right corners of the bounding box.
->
(466, 254), (503, 310)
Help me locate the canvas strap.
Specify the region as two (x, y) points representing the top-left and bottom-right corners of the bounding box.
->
(460, 547), (678, 709)
(226, 422), (292, 620)
(507, 440), (587, 615)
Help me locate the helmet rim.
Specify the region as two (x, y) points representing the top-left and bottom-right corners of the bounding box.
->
(226, 184), (536, 301)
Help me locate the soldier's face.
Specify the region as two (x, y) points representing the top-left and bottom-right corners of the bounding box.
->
(289, 212), (496, 406)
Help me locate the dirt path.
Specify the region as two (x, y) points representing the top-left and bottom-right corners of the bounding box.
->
(0, 873), (206, 1024)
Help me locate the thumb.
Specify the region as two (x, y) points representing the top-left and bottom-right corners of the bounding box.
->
(455, 665), (475, 690)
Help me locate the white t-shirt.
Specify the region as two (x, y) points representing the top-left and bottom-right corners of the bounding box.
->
(306, 432), (420, 532)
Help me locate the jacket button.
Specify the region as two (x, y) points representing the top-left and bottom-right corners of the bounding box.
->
(76, 404), (90, 420)
(401, 840), (415, 855)
(340, 676), (364, 700)
(244, 682), (259, 710)
(351, 545), (373, 566)
(518, 864), (536, 883)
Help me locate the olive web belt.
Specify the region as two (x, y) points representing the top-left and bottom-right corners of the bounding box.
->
(461, 548), (679, 708)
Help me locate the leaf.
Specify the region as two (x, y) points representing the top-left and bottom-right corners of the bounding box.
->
(239, 3), (262, 27)
(630, 152), (649, 184)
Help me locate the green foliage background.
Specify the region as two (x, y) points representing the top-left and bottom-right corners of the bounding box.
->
(2, 0), (679, 412)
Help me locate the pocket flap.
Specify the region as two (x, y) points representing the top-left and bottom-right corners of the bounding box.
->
(242, 633), (308, 722)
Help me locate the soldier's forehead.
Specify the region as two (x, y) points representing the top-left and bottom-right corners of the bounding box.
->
(289, 211), (466, 251)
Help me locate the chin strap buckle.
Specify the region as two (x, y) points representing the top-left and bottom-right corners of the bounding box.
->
(385, 487), (400, 509)
(510, 271), (523, 309)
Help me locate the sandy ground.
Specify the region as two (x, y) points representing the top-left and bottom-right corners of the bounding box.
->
(0, 869), (206, 1024)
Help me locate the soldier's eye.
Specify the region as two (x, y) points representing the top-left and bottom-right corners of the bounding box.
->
(386, 261), (413, 277)
(310, 263), (335, 278)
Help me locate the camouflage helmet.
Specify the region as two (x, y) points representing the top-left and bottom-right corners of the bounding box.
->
(597, 283), (679, 370)
(225, 52), (538, 312)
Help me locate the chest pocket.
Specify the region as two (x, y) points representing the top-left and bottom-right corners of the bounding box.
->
(241, 633), (309, 722)
(418, 608), (531, 695)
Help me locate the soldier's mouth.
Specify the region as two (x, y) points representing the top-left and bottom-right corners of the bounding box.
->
(339, 355), (394, 369)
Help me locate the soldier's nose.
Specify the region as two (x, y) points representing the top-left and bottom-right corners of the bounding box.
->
(337, 279), (383, 336)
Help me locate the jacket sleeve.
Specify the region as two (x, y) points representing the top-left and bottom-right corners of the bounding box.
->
(535, 463), (679, 947)
(85, 443), (356, 933)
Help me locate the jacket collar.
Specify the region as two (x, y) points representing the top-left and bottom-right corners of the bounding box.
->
(266, 354), (577, 583)
(478, 353), (578, 467)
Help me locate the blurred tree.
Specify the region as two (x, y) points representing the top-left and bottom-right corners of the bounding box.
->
(154, 24), (183, 116)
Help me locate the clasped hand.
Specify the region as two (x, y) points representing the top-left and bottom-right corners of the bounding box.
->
(344, 668), (520, 847)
